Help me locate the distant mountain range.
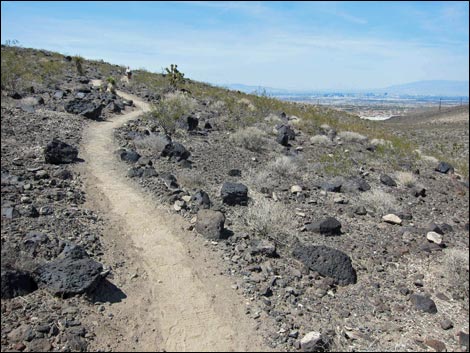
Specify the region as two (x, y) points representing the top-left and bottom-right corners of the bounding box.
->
(377, 80), (469, 97)
(221, 80), (469, 97)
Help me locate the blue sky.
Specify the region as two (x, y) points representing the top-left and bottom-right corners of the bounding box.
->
(1, 1), (469, 90)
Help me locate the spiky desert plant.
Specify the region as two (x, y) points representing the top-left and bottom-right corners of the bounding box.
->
(165, 64), (185, 89)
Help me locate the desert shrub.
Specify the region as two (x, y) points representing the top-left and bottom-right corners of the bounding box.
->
(145, 91), (197, 134)
(229, 127), (266, 152)
(73, 55), (84, 75)
(310, 134), (333, 146)
(395, 171), (416, 188)
(264, 113), (283, 125)
(1, 48), (34, 90)
(337, 131), (368, 143)
(245, 169), (276, 192)
(360, 189), (398, 214)
(266, 155), (303, 179)
(441, 248), (469, 308)
(177, 170), (205, 190)
(134, 134), (169, 154)
(237, 98), (256, 111)
(246, 196), (294, 238)
(370, 138), (392, 148)
(317, 150), (355, 177)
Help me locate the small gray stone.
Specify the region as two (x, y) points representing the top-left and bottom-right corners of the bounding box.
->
(440, 319), (453, 330)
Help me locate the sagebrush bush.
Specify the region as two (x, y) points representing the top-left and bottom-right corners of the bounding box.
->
(395, 171), (416, 188)
(267, 155), (303, 179)
(246, 195), (294, 237)
(441, 248), (469, 308)
(246, 169), (276, 192)
(360, 189), (397, 214)
(337, 131), (368, 143)
(310, 134), (333, 145)
(229, 127), (266, 152)
(371, 138), (392, 148)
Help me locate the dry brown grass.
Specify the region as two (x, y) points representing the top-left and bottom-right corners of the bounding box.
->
(359, 189), (398, 214)
(246, 194), (295, 238)
(394, 171), (417, 188)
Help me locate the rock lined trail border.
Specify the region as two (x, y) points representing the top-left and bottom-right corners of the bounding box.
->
(81, 80), (267, 352)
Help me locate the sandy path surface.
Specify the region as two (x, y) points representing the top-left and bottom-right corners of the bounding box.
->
(79, 82), (268, 352)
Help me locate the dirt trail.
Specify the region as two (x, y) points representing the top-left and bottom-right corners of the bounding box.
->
(80, 83), (268, 352)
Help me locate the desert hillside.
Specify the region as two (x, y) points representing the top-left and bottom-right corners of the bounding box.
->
(1, 45), (469, 352)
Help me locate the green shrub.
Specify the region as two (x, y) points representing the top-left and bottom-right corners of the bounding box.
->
(73, 55), (84, 75)
(145, 91), (197, 134)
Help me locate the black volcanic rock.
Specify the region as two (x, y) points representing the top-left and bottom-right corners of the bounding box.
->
(293, 245), (357, 285)
(44, 138), (78, 164)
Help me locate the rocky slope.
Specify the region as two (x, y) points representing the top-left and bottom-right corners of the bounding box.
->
(1, 45), (469, 352)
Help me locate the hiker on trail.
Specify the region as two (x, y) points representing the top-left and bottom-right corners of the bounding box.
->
(126, 66), (132, 80)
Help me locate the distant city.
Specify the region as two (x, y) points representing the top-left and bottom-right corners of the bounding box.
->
(222, 80), (469, 121)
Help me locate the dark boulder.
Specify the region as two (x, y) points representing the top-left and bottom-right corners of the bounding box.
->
(426, 222), (443, 235)
(221, 182), (248, 206)
(161, 173), (179, 190)
(380, 174), (397, 187)
(250, 240), (277, 257)
(345, 177), (371, 192)
(354, 206), (367, 215)
(106, 101), (122, 113)
(321, 179), (342, 192)
(435, 162), (454, 174)
(228, 169), (242, 177)
(44, 138), (78, 164)
(33, 245), (103, 297)
(305, 217), (342, 236)
(410, 294), (438, 314)
(119, 149), (141, 163)
(293, 245), (357, 285)
(78, 77), (90, 84)
(195, 209), (225, 240)
(161, 142), (191, 162)
(1, 267), (38, 299)
(411, 186), (426, 197)
(20, 204), (39, 218)
(192, 190), (211, 209)
(65, 99), (103, 120)
(127, 167), (144, 178)
(276, 125), (295, 146)
(8, 92), (22, 99)
(177, 115), (199, 131)
(142, 166), (158, 178)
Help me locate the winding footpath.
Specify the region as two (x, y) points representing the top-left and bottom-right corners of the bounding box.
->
(80, 82), (267, 352)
